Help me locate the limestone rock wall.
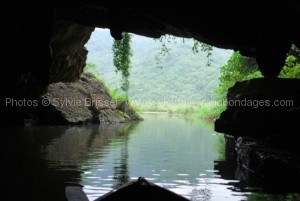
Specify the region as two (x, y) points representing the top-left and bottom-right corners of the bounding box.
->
(215, 78), (300, 138)
(50, 20), (95, 82)
(8, 1), (300, 125)
(214, 78), (300, 189)
(38, 73), (141, 125)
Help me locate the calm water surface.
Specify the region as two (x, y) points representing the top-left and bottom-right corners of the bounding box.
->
(2, 114), (299, 201)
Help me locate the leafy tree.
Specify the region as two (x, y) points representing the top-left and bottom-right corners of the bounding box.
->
(279, 45), (300, 78)
(112, 32), (133, 100)
(279, 55), (300, 78)
(216, 46), (300, 97)
(216, 52), (259, 97)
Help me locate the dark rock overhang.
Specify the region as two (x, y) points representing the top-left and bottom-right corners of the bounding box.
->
(8, 0), (300, 125)
(57, 0), (300, 56)
(15, 0), (300, 79)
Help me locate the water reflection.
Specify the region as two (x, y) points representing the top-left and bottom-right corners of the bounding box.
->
(2, 123), (139, 201)
(2, 114), (299, 201)
(214, 136), (300, 201)
(112, 132), (130, 188)
(80, 114), (248, 201)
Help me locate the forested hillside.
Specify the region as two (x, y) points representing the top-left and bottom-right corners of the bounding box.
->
(85, 29), (232, 103)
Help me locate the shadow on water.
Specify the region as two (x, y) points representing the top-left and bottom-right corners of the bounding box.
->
(112, 131), (130, 188)
(214, 136), (300, 201)
(1, 123), (140, 201)
(2, 114), (300, 201)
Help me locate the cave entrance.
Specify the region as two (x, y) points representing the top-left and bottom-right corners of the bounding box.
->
(84, 28), (232, 115)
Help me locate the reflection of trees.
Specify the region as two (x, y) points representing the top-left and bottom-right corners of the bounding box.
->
(213, 135), (237, 183)
(113, 131), (129, 188)
(2, 122), (141, 201)
(214, 135), (238, 185)
(214, 136), (300, 200)
(213, 134), (226, 161)
(247, 193), (300, 201)
(45, 123), (140, 167)
(111, 123), (140, 188)
(2, 126), (83, 201)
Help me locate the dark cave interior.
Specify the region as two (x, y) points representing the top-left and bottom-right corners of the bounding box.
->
(6, 1), (300, 197)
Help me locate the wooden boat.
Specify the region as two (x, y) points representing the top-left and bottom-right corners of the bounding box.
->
(66, 177), (189, 201)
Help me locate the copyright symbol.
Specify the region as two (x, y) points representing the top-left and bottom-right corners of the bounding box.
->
(42, 98), (51, 106)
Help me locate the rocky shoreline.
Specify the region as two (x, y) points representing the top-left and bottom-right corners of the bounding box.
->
(214, 78), (300, 189)
(27, 73), (142, 125)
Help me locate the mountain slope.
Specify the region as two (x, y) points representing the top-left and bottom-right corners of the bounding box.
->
(85, 29), (232, 102)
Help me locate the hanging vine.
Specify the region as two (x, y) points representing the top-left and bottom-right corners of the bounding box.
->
(155, 35), (213, 67)
(112, 32), (133, 100)
(154, 35), (176, 68)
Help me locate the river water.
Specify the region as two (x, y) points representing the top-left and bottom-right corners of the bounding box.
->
(2, 114), (299, 201)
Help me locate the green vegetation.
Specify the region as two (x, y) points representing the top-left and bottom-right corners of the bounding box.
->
(215, 52), (260, 97)
(82, 71), (140, 120)
(85, 29), (231, 118)
(84, 64), (112, 94)
(211, 49), (299, 118)
(108, 88), (128, 104)
(85, 28), (299, 120)
(112, 33), (132, 100)
(279, 54), (300, 78)
(247, 193), (300, 201)
(214, 135), (225, 161)
(154, 35), (213, 68)
(136, 101), (225, 119)
(84, 64), (128, 102)
(216, 48), (300, 98)
(218, 48), (299, 92)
